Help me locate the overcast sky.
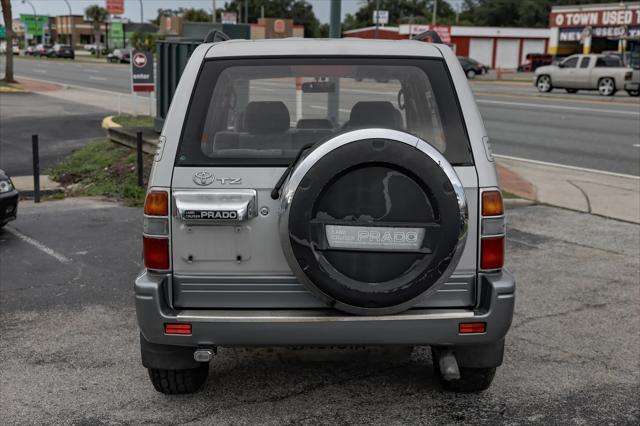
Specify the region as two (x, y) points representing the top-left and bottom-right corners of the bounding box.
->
(3, 0), (464, 25)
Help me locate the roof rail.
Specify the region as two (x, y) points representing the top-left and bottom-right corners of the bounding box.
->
(413, 30), (443, 44)
(204, 30), (231, 43)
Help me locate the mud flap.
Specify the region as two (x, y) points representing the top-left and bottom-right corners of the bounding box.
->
(140, 334), (202, 370)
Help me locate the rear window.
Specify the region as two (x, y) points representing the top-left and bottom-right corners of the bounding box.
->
(596, 56), (622, 67)
(176, 57), (473, 166)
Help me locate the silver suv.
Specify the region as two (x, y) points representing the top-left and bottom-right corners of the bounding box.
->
(136, 38), (515, 394)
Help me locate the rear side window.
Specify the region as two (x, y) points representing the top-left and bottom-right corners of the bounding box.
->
(177, 57), (473, 167)
(596, 56), (622, 67)
(579, 57), (590, 68)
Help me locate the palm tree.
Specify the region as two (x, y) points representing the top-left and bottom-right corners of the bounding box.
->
(1, 0), (16, 82)
(85, 4), (108, 57)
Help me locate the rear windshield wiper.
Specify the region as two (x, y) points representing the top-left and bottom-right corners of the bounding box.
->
(271, 143), (315, 200)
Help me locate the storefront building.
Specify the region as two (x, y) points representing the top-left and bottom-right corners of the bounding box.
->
(343, 25), (549, 69)
(548, 2), (640, 55)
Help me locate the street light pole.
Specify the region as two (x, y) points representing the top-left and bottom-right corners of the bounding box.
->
(374, 0), (380, 39)
(212, 0), (216, 23)
(139, 0), (144, 24)
(63, 0), (74, 49)
(432, 0), (438, 26)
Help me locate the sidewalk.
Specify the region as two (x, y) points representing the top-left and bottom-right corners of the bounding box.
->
(497, 156), (640, 223)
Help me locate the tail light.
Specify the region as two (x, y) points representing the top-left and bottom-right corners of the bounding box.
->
(143, 189), (170, 271)
(480, 189), (504, 271)
(459, 322), (486, 334)
(164, 323), (192, 335)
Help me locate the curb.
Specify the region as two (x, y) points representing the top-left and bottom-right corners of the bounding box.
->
(102, 115), (122, 129)
(0, 85), (27, 93)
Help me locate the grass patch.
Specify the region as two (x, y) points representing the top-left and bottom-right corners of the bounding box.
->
(48, 139), (152, 207)
(112, 115), (154, 129)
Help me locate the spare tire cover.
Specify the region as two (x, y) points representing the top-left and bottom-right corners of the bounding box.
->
(279, 129), (468, 315)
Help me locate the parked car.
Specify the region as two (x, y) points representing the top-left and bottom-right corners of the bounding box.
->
(535, 54), (633, 96)
(107, 48), (130, 64)
(517, 53), (553, 72)
(458, 56), (488, 78)
(84, 43), (105, 54)
(47, 44), (75, 59)
(0, 41), (20, 55)
(35, 44), (53, 57)
(25, 45), (36, 56)
(0, 169), (19, 228)
(136, 37), (515, 395)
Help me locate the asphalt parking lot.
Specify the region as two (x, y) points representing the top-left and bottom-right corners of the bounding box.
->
(0, 198), (638, 424)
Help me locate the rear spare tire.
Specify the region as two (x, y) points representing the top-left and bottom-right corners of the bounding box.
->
(279, 129), (468, 315)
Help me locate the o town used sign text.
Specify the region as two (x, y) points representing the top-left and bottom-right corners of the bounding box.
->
(550, 8), (640, 28)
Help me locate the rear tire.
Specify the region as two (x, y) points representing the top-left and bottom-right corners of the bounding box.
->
(627, 89), (640, 97)
(598, 77), (616, 96)
(432, 347), (496, 392)
(466, 69), (476, 79)
(147, 364), (209, 394)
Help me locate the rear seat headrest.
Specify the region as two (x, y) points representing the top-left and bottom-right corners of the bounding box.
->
(243, 101), (290, 134)
(348, 101), (403, 129)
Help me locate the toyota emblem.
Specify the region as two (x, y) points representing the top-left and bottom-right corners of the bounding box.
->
(193, 171), (214, 186)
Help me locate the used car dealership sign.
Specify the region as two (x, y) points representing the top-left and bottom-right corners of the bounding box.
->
(131, 50), (155, 93)
(550, 8), (640, 28)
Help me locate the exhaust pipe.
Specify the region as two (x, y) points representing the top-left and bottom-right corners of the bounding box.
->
(437, 349), (461, 381)
(193, 348), (215, 363)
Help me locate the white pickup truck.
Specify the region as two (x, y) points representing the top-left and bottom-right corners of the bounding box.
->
(534, 54), (634, 96)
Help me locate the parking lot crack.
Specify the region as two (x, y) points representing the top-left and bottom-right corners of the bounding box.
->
(567, 179), (592, 213)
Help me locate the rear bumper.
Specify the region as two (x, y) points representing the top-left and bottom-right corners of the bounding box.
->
(135, 270), (515, 347)
(624, 82), (639, 91)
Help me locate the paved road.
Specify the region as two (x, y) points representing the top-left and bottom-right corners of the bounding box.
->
(4, 57), (640, 175)
(0, 199), (637, 423)
(11, 56), (131, 93)
(0, 93), (107, 176)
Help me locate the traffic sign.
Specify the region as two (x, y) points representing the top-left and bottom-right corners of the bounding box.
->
(373, 10), (389, 25)
(131, 50), (155, 93)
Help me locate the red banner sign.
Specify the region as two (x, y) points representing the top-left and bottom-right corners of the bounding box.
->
(550, 8), (640, 28)
(106, 0), (124, 15)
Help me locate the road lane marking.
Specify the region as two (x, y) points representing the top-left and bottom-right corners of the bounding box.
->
(477, 99), (639, 116)
(633, 144), (640, 148)
(88, 76), (107, 81)
(83, 68), (100, 73)
(474, 91), (640, 107)
(5, 226), (71, 264)
(494, 154), (640, 179)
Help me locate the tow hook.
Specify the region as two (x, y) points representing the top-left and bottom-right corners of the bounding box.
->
(193, 347), (216, 363)
(437, 348), (461, 381)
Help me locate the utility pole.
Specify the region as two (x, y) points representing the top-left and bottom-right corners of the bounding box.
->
(212, 0), (216, 23)
(432, 0), (438, 26)
(63, 0), (74, 49)
(139, 0), (143, 24)
(328, 0), (341, 125)
(244, 0), (248, 24)
(374, 0), (380, 39)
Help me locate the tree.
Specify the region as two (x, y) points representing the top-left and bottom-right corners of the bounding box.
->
(130, 31), (163, 51)
(342, 0), (458, 32)
(1, 0), (15, 83)
(182, 8), (211, 22)
(85, 4), (108, 57)
(223, 0), (323, 38)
